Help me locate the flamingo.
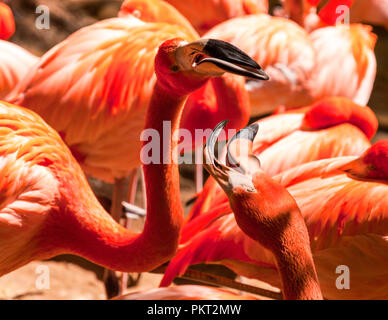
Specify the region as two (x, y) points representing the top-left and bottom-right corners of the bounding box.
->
(0, 36), (267, 282)
(6, 2), (254, 295)
(160, 0), (269, 35)
(203, 13), (377, 116)
(118, 124), (324, 300)
(161, 123), (388, 300)
(0, 2), (14, 40)
(186, 97), (378, 222)
(7, 1), (252, 218)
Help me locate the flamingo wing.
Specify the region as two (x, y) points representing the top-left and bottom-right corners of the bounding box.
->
(9, 17), (195, 183)
(205, 14), (316, 116)
(0, 41), (38, 99)
(309, 24), (377, 105)
(0, 101), (70, 276)
(163, 0), (268, 35)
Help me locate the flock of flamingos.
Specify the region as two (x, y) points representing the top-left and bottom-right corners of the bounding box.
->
(0, 0), (388, 300)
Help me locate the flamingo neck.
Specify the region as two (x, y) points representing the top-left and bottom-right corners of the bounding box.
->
(272, 226), (323, 300)
(231, 174), (323, 300)
(40, 81), (188, 273)
(141, 81), (187, 253)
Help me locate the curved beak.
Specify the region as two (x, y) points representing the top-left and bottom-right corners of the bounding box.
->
(203, 120), (261, 194)
(178, 39), (269, 80)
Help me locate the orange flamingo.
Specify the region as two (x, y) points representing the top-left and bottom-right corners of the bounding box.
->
(0, 38), (267, 277)
(203, 13), (376, 116)
(161, 124), (388, 299)
(6, 2), (253, 295)
(0, 2), (14, 40)
(187, 97), (377, 222)
(8, 1), (251, 217)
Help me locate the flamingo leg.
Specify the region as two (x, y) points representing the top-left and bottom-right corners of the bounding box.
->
(103, 176), (128, 298)
(120, 168), (145, 294)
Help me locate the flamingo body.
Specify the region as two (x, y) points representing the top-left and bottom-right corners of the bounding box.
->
(309, 24), (376, 106)
(162, 0), (268, 35)
(205, 14), (316, 116)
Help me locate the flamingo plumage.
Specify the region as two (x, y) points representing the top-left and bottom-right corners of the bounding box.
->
(204, 14), (316, 116)
(0, 3), (38, 100)
(5, 2), (254, 295)
(0, 41), (38, 100)
(0, 2), (14, 40)
(187, 97), (378, 222)
(283, 0), (388, 31)
(308, 24), (376, 106)
(161, 0), (269, 35)
(161, 128), (388, 299)
(203, 14), (376, 116)
(7, 1), (251, 201)
(0, 36), (267, 277)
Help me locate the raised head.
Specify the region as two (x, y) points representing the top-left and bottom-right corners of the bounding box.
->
(303, 97), (378, 139)
(203, 121), (300, 250)
(155, 38), (269, 96)
(203, 120), (323, 300)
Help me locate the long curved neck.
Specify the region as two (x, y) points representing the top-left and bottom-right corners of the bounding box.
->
(272, 222), (323, 300)
(141, 81), (186, 253)
(231, 174), (322, 300)
(41, 81), (188, 273)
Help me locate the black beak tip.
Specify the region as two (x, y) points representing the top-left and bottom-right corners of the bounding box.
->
(252, 69), (270, 81)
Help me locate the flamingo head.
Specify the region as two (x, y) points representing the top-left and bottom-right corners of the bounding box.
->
(303, 97), (378, 139)
(342, 141), (388, 180)
(155, 38), (268, 96)
(203, 120), (303, 250)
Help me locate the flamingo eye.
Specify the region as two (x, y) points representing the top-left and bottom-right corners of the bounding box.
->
(194, 54), (204, 65)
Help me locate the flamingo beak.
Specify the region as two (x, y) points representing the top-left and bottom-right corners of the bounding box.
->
(203, 121), (261, 193)
(177, 39), (269, 80)
(198, 39), (269, 80)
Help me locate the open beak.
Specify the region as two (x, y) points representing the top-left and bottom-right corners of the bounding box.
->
(177, 39), (269, 80)
(203, 120), (261, 193)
